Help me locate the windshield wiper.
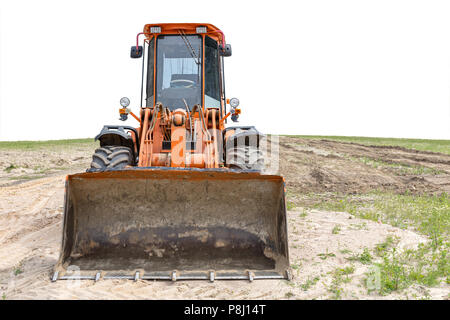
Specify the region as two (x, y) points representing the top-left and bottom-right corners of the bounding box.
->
(179, 31), (201, 65)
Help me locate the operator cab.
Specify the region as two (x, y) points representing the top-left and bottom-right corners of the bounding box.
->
(132, 24), (231, 113)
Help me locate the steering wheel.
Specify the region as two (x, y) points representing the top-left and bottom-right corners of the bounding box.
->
(170, 79), (195, 88)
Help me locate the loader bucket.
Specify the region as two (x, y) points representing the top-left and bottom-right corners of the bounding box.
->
(53, 168), (290, 281)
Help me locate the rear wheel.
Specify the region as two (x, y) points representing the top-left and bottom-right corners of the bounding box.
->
(90, 146), (133, 170)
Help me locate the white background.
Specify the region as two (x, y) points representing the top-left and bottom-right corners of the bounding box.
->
(0, 0), (449, 141)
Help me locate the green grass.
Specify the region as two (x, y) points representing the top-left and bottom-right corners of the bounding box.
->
(0, 138), (95, 150)
(346, 248), (373, 265)
(287, 135), (450, 155)
(332, 225), (341, 234)
(3, 164), (18, 172)
(318, 249), (336, 260)
(298, 191), (449, 296)
(374, 236), (400, 257)
(340, 248), (353, 255)
(306, 192), (450, 241)
(286, 201), (295, 211)
(300, 276), (320, 291)
(367, 242), (449, 295)
(14, 268), (23, 276)
(328, 266), (355, 299)
(298, 209), (309, 218)
(355, 156), (444, 175)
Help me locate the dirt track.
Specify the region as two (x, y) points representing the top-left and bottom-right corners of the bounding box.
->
(279, 136), (450, 195)
(0, 137), (449, 300)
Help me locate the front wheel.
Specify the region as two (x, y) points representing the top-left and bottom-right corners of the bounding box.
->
(226, 146), (264, 171)
(89, 146), (133, 171)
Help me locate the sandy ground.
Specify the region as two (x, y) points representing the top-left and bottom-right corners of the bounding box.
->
(0, 138), (449, 300)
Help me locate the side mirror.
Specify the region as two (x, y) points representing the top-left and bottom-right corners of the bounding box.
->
(130, 46), (143, 58)
(220, 44), (232, 57)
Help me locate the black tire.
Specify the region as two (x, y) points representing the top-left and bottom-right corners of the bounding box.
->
(89, 146), (134, 170)
(226, 146), (264, 171)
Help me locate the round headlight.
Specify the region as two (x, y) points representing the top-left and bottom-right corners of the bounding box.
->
(229, 97), (240, 108)
(120, 97), (130, 107)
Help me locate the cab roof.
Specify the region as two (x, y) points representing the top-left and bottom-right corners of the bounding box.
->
(143, 23), (225, 44)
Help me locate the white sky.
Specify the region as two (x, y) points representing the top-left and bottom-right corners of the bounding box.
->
(0, 0), (449, 141)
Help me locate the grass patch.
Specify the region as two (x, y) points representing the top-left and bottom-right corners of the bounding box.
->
(4, 164), (18, 172)
(332, 225), (341, 234)
(367, 242), (449, 295)
(340, 248), (353, 255)
(298, 208), (309, 218)
(346, 248), (373, 265)
(287, 135), (450, 155)
(14, 267), (23, 276)
(350, 222), (368, 230)
(328, 266), (355, 299)
(306, 192), (450, 240)
(286, 201), (295, 211)
(0, 138), (95, 150)
(295, 191), (449, 296)
(374, 236), (400, 257)
(300, 276), (320, 291)
(355, 156), (443, 175)
(318, 249), (336, 260)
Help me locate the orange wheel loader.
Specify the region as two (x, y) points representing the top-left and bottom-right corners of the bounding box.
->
(53, 23), (290, 282)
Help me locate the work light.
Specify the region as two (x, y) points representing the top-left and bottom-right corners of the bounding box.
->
(229, 97), (240, 108)
(120, 97), (130, 107)
(196, 26), (207, 33)
(150, 26), (161, 33)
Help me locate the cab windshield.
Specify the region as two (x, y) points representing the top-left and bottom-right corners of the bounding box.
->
(155, 35), (202, 110)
